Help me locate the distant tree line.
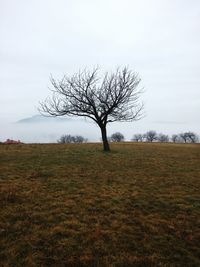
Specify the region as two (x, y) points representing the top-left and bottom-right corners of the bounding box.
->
(57, 131), (199, 144)
(132, 131), (199, 143)
(107, 131), (199, 143)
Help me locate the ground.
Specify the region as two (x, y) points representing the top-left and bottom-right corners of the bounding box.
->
(0, 143), (200, 267)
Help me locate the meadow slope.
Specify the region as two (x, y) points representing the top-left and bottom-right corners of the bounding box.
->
(0, 143), (200, 267)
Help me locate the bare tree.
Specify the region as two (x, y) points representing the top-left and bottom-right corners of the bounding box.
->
(171, 134), (179, 143)
(58, 134), (73, 144)
(58, 134), (87, 144)
(186, 132), (199, 143)
(73, 135), (88, 143)
(110, 132), (125, 142)
(39, 67), (144, 151)
(179, 132), (199, 143)
(179, 133), (188, 143)
(132, 133), (144, 142)
(144, 130), (157, 142)
(157, 133), (169, 143)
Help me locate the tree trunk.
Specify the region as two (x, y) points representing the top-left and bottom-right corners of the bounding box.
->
(100, 126), (110, 151)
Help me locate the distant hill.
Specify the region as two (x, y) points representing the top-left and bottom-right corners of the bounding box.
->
(17, 115), (72, 123)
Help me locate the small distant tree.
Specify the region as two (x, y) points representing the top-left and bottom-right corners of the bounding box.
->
(157, 133), (169, 143)
(39, 67), (144, 151)
(58, 134), (87, 144)
(132, 133), (143, 142)
(185, 132), (198, 143)
(179, 132), (199, 143)
(73, 135), (87, 143)
(110, 132), (125, 142)
(171, 134), (179, 143)
(145, 130), (157, 142)
(179, 133), (188, 143)
(58, 134), (72, 143)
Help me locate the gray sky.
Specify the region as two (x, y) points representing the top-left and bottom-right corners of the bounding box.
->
(0, 0), (200, 142)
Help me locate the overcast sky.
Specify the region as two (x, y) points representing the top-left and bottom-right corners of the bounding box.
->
(0, 0), (200, 142)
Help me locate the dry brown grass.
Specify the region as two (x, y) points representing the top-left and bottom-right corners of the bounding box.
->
(0, 142), (200, 266)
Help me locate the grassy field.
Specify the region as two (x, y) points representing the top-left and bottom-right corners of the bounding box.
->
(0, 143), (200, 267)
